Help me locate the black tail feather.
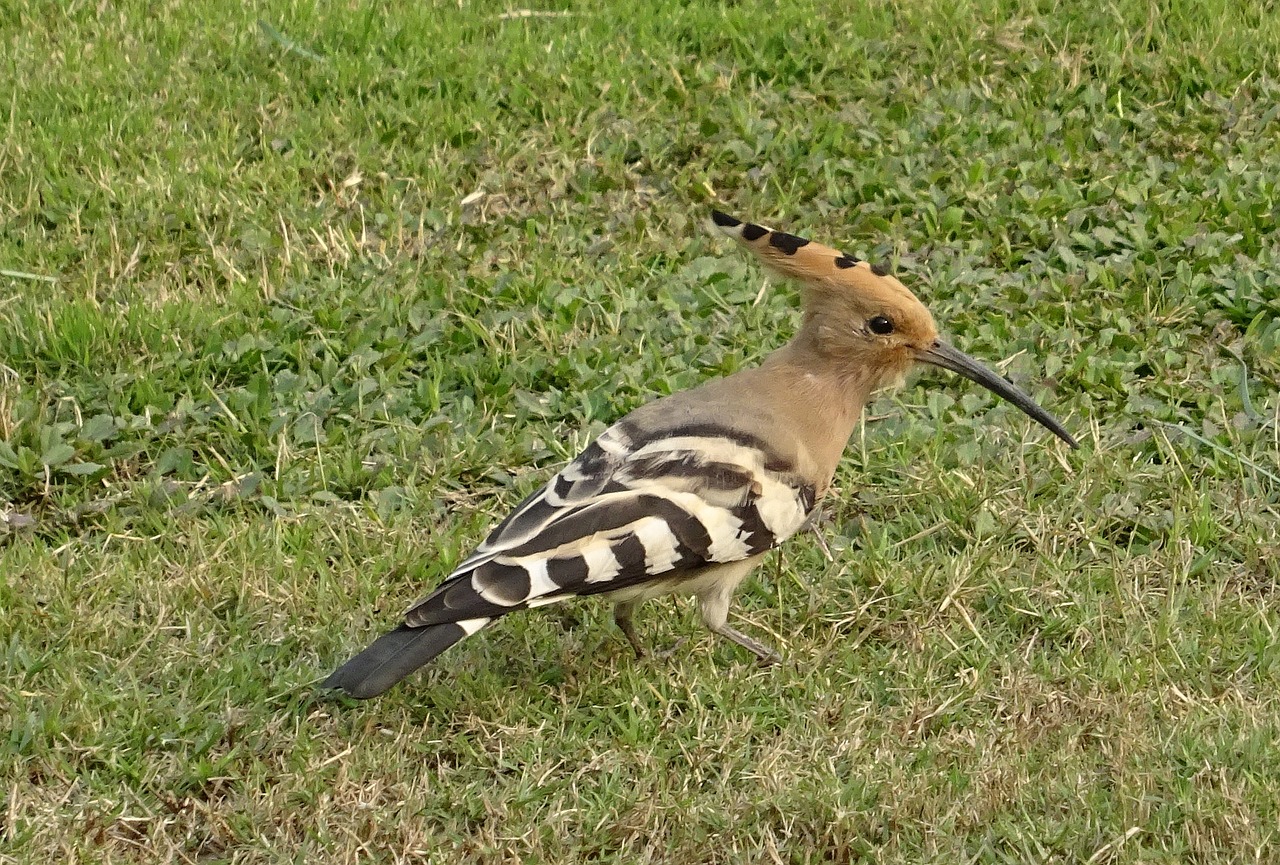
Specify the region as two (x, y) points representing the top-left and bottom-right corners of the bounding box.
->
(322, 623), (468, 699)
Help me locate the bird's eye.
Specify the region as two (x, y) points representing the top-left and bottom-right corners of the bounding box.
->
(868, 315), (895, 335)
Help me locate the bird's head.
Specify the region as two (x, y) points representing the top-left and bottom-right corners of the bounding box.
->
(711, 209), (1077, 448)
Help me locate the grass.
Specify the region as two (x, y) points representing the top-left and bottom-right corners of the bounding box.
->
(2, 0), (1279, 861)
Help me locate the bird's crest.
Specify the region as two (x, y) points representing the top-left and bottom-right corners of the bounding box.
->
(712, 208), (922, 295)
(709, 209), (937, 347)
(709, 209), (892, 282)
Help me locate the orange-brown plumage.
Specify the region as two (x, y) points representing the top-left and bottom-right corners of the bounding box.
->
(710, 210), (942, 393)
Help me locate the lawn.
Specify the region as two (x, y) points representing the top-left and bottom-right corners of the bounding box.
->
(2, 0), (1279, 861)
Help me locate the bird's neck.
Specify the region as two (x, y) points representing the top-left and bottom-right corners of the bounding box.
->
(757, 323), (882, 484)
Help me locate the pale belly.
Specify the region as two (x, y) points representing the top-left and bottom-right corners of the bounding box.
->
(603, 554), (767, 605)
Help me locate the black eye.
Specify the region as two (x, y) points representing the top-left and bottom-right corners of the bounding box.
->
(868, 315), (895, 335)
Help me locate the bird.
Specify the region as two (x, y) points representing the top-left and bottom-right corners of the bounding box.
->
(322, 209), (1078, 699)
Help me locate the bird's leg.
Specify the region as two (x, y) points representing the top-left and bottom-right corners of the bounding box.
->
(613, 601), (646, 659)
(697, 585), (782, 666)
(614, 599), (687, 660)
(804, 504), (835, 563)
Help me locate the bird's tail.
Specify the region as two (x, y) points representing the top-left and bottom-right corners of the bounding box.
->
(322, 619), (485, 699)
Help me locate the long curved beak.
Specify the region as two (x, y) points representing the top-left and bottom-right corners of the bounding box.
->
(917, 341), (1078, 448)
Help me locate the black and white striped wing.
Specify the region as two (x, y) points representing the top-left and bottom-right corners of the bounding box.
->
(399, 422), (817, 632)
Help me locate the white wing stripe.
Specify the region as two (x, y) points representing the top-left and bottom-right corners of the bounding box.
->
(630, 435), (765, 468)
(754, 479), (810, 537)
(581, 540), (622, 583)
(456, 617), (491, 636)
(523, 558), (561, 600)
(596, 426), (633, 456)
(655, 488), (751, 561)
(633, 518), (683, 574)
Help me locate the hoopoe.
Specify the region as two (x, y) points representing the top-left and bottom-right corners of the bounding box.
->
(323, 210), (1077, 699)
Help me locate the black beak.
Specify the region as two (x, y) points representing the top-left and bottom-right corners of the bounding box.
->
(917, 341), (1078, 448)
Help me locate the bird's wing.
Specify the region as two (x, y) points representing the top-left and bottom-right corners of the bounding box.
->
(401, 421), (817, 628)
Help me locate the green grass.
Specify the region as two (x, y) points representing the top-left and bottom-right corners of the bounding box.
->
(3, 0), (1279, 861)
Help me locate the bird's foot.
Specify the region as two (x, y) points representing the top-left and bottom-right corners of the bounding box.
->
(653, 636), (688, 661)
(714, 623), (782, 666)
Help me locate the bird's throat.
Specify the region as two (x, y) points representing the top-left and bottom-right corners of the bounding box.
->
(760, 341), (881, 484)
